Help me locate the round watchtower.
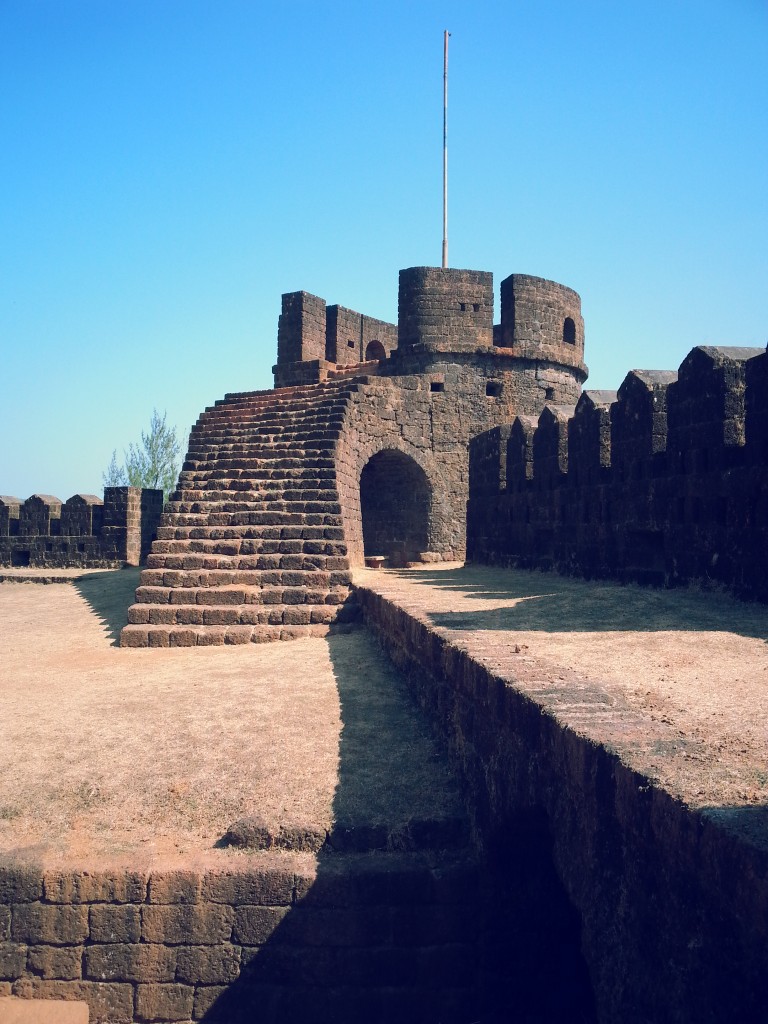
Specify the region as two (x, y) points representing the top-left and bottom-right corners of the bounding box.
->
(497, 274), (587, 381)
(397, 267), (494, 351)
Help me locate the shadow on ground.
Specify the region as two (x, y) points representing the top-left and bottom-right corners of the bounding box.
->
(73, 568), (140, 645)
(199, 626), (598, 1023)
(388, 565), (768, 641)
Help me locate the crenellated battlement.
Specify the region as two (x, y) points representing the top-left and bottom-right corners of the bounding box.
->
(0, 487), (163, 569)
(468, 344), (768, 599)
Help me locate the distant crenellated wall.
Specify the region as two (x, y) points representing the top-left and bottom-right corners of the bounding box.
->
(0, 488), (163, 569)
(467, 345), (768, 600)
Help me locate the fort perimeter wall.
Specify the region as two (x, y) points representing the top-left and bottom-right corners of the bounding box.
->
(0, 488), (163, 569)
(467, 344), (768, 600)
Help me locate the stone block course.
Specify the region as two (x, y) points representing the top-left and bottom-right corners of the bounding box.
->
(0, 868), (43, 904)
(44, 871), (147, 905)
(85, 944), (176, 982)
(174, 944), (241, 984)
(11, 905), (88, 946)
(134, 982), (194, 1022)
(0, 943), (27, 980)
(141, 904), (234, 945)
(231, 906), (288, 945)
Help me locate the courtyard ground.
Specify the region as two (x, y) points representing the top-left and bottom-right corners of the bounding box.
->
(1, 563), (767, 869)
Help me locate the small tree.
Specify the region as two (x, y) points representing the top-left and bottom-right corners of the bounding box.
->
(103, 409), (183, 502)
(103, 449), (127, 487)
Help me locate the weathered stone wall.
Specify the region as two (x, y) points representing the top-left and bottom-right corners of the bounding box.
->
(276, 291), (327, 367)
(0, 488), (163, 569)
(497, 274), (586, 377)
(275, 293), (397, 387)
(355, 584), (768, 1024)
(0, 855), (480, 1024)
(326, 305), (397, 365)
(467, 345), (768, 599)
(397, 267), (494, 351)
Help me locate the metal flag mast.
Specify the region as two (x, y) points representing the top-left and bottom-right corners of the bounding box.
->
(442, 29), (450, 269)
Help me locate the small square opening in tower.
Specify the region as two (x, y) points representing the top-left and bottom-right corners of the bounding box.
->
(486, 381), (502, 398)
(430, 381), (445, 393)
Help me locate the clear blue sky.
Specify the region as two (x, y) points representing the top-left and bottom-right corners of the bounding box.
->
(2, 0), (766, 500)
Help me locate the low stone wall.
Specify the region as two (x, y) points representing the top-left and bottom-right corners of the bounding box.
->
(0, 854), (479, 1024)
(355, 583), (768, 1024)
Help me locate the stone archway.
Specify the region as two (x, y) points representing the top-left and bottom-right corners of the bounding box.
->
(365, 339), (386, 362)
(359, 449), (431, 567)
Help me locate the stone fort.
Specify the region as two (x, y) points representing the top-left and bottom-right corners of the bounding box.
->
(119, 266), (591, 646)
(1, 265), (767, 1023)
(105, 263), (764, 647)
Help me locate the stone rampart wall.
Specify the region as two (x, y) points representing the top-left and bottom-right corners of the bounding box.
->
(0, 488), (163, 569)
(355, 583), (768, 1024)
(467, 345), (768, 599)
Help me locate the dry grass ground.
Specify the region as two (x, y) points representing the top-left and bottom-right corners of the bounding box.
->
(0, 570), (462, 870)
(3, 563), (767, 870)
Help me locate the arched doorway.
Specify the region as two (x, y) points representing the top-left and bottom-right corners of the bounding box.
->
(359, 449), (431, 567)
(365, 339), (386, 362)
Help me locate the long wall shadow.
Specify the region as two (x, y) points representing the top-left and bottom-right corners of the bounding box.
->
(200, 626), (598, 1023)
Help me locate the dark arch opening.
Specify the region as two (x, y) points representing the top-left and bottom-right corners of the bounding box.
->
(563, 317), (576, 345)
(365, 339), (386, 362)
(360, 450), (431, 567)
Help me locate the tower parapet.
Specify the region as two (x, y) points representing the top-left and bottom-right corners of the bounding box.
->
(397, 267), (494, 351)
(498, 273), (587, 380)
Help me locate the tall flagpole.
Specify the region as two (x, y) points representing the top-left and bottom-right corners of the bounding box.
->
(442, 30), (450, 269)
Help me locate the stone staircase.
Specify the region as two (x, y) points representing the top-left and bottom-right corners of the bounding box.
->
(121, 381), (364, 648)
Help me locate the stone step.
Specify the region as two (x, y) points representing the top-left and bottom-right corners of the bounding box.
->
(134, 576), (352, 605)
(192, 409), (348, 428)
(201, 394), (352, 418)
(154, 524), (345, 542)
(137, 567), (343, 590)
(146, 551), (349, 571)
(120, 608), (360, 647)
(158, 510), (344, 528)
(185, 441), (337, 458)
(163, 498), (343, 516)
(182, 456), (337, 471)
(176, 470), (338, 487)
(126, 599), (355, 628)
(167, 485), (340, 502)
(200, 396), (350, 419)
